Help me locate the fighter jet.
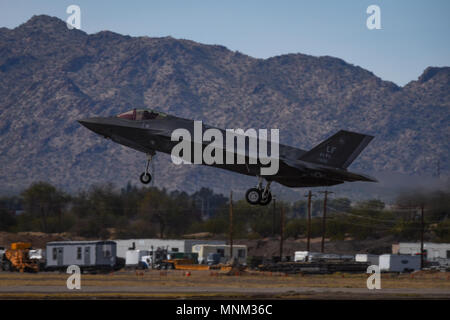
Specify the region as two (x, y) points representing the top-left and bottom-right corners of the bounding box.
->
(78, 108), (377, 206)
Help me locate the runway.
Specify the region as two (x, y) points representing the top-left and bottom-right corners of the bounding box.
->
(0, 270), (449, 299)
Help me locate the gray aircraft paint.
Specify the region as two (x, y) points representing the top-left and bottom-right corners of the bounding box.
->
(78, 109), (377, 188)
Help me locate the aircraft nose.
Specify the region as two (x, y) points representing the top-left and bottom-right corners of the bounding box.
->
(78, 118), (111, 137)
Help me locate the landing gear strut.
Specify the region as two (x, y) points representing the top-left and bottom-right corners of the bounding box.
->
(140, 152), (155, 184)
(245, 178), (272, 206)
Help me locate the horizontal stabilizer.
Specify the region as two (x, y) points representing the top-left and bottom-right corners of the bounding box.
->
(299, 130), (373, 169)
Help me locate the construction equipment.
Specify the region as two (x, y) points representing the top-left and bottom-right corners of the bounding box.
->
(161, 252), (198, 269)
(1, 242), (40, 273)
(164, 258), (197, 270)
(147, 247), (199, 270)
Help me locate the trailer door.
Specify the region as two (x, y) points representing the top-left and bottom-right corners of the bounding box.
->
(57, 248), (64, 266)
(84, 247), (91, 265)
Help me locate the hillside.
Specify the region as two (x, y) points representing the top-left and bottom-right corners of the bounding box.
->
(0, 15), (448, 197)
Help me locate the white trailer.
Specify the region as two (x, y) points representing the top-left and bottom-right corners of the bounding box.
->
(192, 244), (247, 265)
(396, 242), (450, 261)
(294, 251), (322, 262)
(355, 254), (379, 265)
(46, 240), (118, 272)
(379, 254), (421, 273)
(125, 249), (150, 268)
(114, 239), (225, 259)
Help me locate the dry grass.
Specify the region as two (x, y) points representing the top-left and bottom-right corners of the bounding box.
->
(0, 270), (449, 290)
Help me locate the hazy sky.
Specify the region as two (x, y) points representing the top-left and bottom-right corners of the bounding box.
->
(1, 0), (449, 86)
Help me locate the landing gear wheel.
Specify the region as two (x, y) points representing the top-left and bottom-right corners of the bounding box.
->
(140, 172), (152, 184)
(245, 188), (261, 205)
(259, 192), (272, 206)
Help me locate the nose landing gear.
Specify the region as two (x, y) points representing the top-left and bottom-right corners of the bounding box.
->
(245, 178), (272, 206)
(140, 152), (155, 184)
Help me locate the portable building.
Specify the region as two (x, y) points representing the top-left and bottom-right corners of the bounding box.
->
(46, 241), (117, 271)
(114, 239), (226, 259)
(192, 244), (247, 265)
(395, 243), (450, 261)
(379, 254), (421, 272)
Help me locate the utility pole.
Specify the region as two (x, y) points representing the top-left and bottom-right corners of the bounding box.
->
(305, 191), (312, 252)
(420, 204), (424, 270)
(229, 190), (233, 261)
(318, 191), (333, 253)
(280, 206), (284, 261)
(396, 204), (426, 270)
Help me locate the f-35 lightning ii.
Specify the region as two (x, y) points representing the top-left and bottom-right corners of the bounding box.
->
(79, 108), (377, 206)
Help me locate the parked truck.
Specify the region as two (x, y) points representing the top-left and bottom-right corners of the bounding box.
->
(125, 249), (150, 269)
(139, 247), (198, 269)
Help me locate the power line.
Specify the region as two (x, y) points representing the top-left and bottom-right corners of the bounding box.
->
(327, 206), (446, 224)
(325, 217), (395, 230)
(327, 206), (398, 223)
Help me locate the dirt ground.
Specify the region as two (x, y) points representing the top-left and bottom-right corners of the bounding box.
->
(0, 269), (449, 299)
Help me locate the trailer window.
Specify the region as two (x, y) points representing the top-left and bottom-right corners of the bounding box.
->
(238, 249), (245, 258)
(447, 250), (450, 259)
(77, 247), (82, 260)
(217, 249), (225, 257)
(171, 248), (179, 252)
(52, 248), (57, 260)
(103, 244), (111, 258)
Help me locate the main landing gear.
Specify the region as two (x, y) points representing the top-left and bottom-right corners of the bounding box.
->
(140, 152), (155, 184)
(245, 177), (272, 206)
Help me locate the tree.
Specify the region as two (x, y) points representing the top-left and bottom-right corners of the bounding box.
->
(285, 219), (306, 239)
(291, 200), (307, 218)
(357, 199), (385, 211)
(328, 198), (351, 213)
(0, 208), (16, 231)
(21, 182), (68, 233)
(191, 187), (228, 218)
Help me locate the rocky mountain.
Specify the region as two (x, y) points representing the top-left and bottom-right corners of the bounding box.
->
(0, 15), (448, 198)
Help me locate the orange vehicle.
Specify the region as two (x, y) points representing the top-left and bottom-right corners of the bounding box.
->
(1, 242), (39, 273)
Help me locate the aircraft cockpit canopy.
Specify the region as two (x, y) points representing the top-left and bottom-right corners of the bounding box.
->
(117, 109), (167, 120)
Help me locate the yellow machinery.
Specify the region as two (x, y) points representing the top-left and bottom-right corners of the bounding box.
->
(173, 263), (233, 271)
(1, 242), (39, 273)
(162, 258), (196, 270)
